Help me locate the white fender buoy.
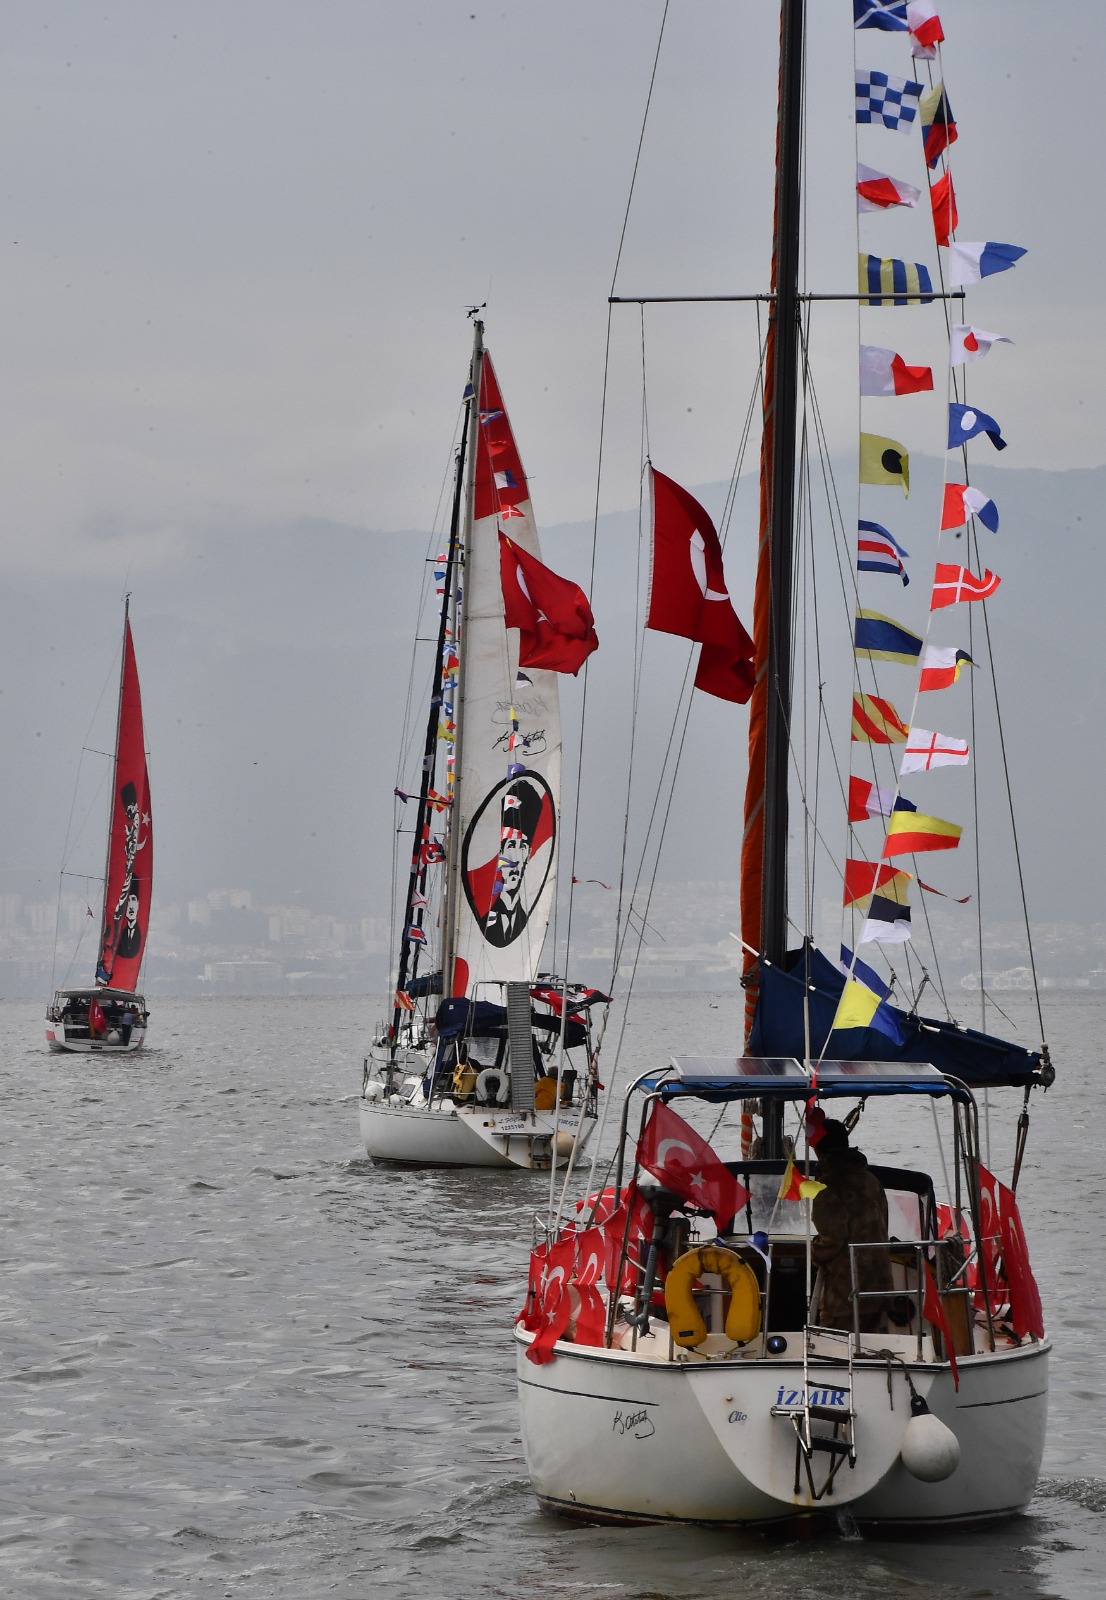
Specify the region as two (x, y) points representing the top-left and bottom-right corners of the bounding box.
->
(901, 1394), (961, 1482)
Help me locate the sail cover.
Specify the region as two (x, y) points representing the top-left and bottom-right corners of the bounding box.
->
(450, 352), (561, 998)
(95, 618), (152, 991)
(749, 945), (1043, 1090)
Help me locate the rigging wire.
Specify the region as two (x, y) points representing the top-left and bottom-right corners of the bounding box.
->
(383, 410), (465, 1031)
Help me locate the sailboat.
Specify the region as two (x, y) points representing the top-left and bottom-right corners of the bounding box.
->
(46, 600), (152, 1053)
(514, 2), (1054, 1526)
(359, 320), (603, 1169)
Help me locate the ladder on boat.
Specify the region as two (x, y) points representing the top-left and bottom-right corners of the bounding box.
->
(769, 1328), (856, 1500)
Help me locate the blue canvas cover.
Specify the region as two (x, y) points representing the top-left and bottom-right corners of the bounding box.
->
(404, 971), (443, 999)
(748, 945), (1045, 1090)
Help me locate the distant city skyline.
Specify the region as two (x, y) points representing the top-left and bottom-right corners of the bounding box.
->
(5, 869), (1104, 1002)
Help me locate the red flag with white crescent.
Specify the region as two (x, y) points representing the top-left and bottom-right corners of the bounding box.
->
(499, 534), (598, 676)
(524, 1234), (576, 1364)
(636, 1100), (751, 1233)
(647, 468), (754, 704)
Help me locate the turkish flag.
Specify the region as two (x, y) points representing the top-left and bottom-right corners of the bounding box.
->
(978, 1163), (1044, 1340)
(647, 468), (754, 703)
(574, 1225), (606, 1288)
(499, 534), (598, 676)
(524, 1234), (576, 1364)
(599, 1186), (654, 1294)
(922, 1258), (960, 1389)
(89, 999), (107, 1036)
(570, 1285), (606, 1346)
(636, 1101), (751, 1233)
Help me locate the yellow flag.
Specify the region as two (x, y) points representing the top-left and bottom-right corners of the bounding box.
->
(860, 433), (909, 496)
(831, 976), (882, 1032)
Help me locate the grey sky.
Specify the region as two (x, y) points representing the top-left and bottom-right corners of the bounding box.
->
(2, 3), (1100, 935)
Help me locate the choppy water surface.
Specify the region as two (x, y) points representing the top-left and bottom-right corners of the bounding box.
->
(1, 991), (1103, 1598)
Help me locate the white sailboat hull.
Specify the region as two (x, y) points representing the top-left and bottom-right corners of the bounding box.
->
(360, 1097), (594, 1170)
(46, 1025), (148, 1054)
(515, 1330), (1048, 1526)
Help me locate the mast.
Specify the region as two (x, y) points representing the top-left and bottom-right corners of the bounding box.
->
(389, 426), (468, 1051)
(741, 0), (804, 1153)
(440, 318), (484, 993)
(97, 594), (130, 985)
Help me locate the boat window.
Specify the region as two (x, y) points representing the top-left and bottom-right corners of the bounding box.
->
(886, 1188), (925, 1242)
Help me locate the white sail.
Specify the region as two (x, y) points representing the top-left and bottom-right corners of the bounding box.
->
(448, 346), (561, 999)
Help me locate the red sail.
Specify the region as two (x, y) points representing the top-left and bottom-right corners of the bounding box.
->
(96, 619), (152, 991)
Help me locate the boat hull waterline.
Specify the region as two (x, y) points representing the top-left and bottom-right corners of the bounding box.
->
(516, 1331), (1048, 1526)
(360, 1098), (594, 1169)
(46, 1027), (148, 1055)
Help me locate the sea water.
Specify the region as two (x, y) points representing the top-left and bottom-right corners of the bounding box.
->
(1, 991), (1102, 1598)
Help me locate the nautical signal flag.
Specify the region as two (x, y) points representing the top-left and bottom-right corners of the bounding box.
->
(901, 727), (970, 772)
(859, 345), (933, 396)
(854, 609), (923, 664)
(855, 71), (922, 132)
(647, 468), (755, 703)
(918, 878), (971, 903)
(854, 0), (908, 30)
(907, 1), (945, 56)
(778, 1154), (826, 1202)
(395, 989), (416, 1012)
(882, 802), (963, 856)
(919, 645), (974, 690)
(499, 533), (598, 676)
(931, 563), (1001, 609)
(844, 858), (912, 908)
(860, 881), (913, 944)
(848, 777), (898, 824)
(407, 925), (428, 944)
(858, 520), (909, 584)
(840, 946), (894, 999)
(831, 948), (907, 1044)
(859, 254), (934, 308)
(852, 693), (910, 744)
(948, 241), (1027, 287)
(941, 484), (1000, 533)
(919, 82), (956, 167)
(856, 162), (920, 211)
(860, 433), (910, 495)
(930, 170), (957, 247)
(951, 325), (1012, 366)
(948, 404), (1007, 452)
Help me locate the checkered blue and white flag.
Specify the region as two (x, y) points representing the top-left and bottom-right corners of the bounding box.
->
(856, 71), (923, 132)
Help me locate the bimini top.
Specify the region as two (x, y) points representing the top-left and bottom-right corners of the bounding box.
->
(53, 987), (145, 1003)
(637, 1055), (971, 1104)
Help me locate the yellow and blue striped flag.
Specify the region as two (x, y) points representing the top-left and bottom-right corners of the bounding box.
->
(859, 252), (934, 307)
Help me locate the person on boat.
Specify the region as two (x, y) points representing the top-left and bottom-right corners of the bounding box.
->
(810, 1119), (892, 1334)
(483, 780), (542, 948)
(120, 1005), (135, 1046)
